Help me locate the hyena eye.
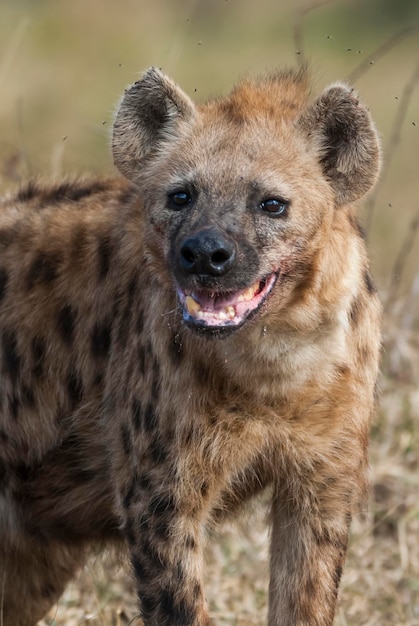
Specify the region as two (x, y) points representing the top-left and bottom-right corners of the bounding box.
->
(259, 198), (289, 217)
(168, 191), (192, 210)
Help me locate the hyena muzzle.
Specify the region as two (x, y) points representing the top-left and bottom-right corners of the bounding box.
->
(0, 67), (381, 626)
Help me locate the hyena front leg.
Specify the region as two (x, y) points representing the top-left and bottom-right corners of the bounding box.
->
(268, 452), (362, 626)
(119, 462), (213, 626)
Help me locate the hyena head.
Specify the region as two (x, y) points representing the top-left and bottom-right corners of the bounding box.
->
(112, 67), (380, 337)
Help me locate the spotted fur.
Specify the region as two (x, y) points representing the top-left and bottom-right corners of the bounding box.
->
(0, 67), (381, 626)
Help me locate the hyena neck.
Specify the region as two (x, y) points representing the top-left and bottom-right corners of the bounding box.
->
(208, 218), (365, 401)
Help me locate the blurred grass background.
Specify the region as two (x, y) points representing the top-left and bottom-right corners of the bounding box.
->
(0, 0), (418, 624)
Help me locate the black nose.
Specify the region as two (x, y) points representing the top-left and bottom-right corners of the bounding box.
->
(179, 229), (236, 277)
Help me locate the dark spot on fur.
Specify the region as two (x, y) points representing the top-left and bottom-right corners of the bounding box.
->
(117, 276), (137, 347)
(169, 332), (184, 365)
(0, 429), (9, 444)
(0, 268), (8, 301)
(21, 384), (35, 408)
(43, 182), (75, 205)
(336, 364), (350, 378)
(27, 251), (61, 290)
(349, 296), (363, 326)
(140, 592), (160, 619)
(200, 481), (209, 497)
(2, 330), (20, 384)
(160, 589), (176, 616)
(72, 466), (96, 484)
(138, 535), (166, 571)
(139, 473), (153, 491)
(148, 493), (176, 517)
(16, 180), (40, 202)
(138, 345), (146, 377)
(333, 563), (343, 589)
(175, 599), (196, 625)
(149, 437), (168, 465)
(185, 535), (197, 550)
(0, 458), (8, 487)
(364, 270), (376, 294)
(151, 376), (160, 403)
(153, 511), (173, 539)
(136, 309), (144, 335)
(152, 357), (160, 381)
(131, 553), (147, 580)
(143, 402), (158, 432)
(145, 340), (153, 360)
(193, 358), (210, 387)
(67, 181), (108, 201)
(128, 275), (137, 298)
(132, 397), (143, 431)
(57, 305), (75, 346)
(14, 461), (37, 482)
(91, 321), (111, 359)
(96, 234), (113, 280)
(121, 424), (133, 456)
(31, 336), (46, 378)
(93, 372), (104, 388)
(41, 584), (57, 599)
(192, 582), (201, 600)
(173, 561), (186, 584)
(70, 225), (88, 266)
(37, 180), (108, 207)
(10, 394), (19, 420)
(67, 370), (83, 407)
(161, 592), (195, 626)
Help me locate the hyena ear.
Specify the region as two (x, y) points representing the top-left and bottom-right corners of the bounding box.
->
(112, 67), (197, 180)
(299, 83), (381, 206)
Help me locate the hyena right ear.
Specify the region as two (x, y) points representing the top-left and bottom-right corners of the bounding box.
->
(299, 83), (381, 206)
(112, 68), (197, 181)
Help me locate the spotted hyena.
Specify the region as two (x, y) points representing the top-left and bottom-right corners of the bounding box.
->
(0, 67), (381, 626)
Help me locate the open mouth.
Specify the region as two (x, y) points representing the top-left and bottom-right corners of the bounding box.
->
(177, 272), (277, 332)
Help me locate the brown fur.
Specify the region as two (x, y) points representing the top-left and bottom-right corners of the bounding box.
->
(0, 68), (381, 625)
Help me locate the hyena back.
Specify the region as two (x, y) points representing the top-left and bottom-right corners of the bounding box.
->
(0, 67), (381, 626)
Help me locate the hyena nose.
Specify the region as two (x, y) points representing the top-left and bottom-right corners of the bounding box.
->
(179, 229), (236, 277)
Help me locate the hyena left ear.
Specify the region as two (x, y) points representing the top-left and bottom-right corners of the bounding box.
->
(299, 83), (381, 206)
(112, 67), (197, 181)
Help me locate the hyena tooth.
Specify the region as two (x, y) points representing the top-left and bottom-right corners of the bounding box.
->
(239, 285), (257, 302)
(226, 306), (235, 319)
(186, 295), (201, 315)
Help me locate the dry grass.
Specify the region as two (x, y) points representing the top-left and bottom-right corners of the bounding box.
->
(1, 0), (419, 624)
